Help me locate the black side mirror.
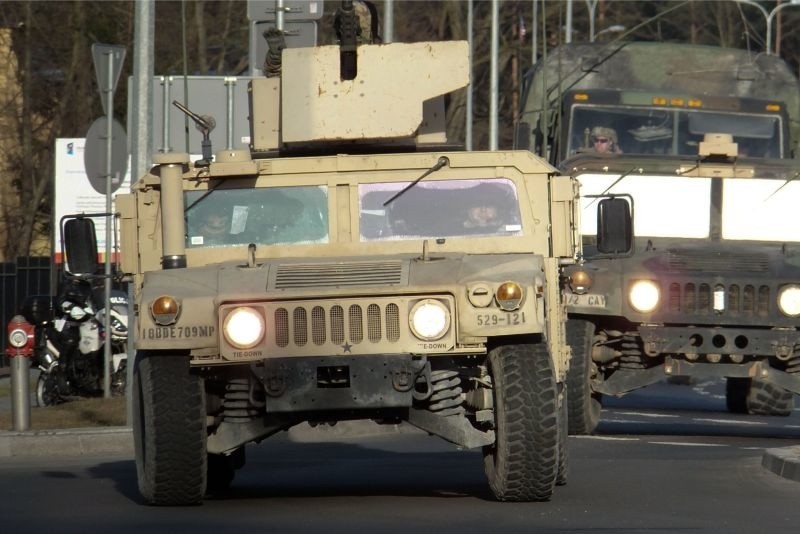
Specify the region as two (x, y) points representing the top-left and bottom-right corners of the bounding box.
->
(597, 197), (633, 254)
(63, 217), (99, 275)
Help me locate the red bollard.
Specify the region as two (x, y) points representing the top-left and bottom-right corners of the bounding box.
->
(6, 315), (35, 431)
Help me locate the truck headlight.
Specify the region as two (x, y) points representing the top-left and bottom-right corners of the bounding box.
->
(223, 306), (265, 349)
(629, 280), (660, 313)
(778, 285), (800, 317)
(409, 299), (450, 341)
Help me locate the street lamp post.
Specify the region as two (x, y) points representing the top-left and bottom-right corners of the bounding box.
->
(766, 0), (800, 55)
(735, 0), (800, 55)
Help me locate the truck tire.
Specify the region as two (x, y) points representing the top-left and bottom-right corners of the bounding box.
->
(555, 383), (568, 486)
(565, 319), (601, 435)
(726, 377), (793, 416)
(483, 343), (559, 502)
(133, 351), (207, 505)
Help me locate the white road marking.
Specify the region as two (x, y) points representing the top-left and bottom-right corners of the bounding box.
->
(648, 441), (729, 447)
(574, 435), (639, 441)
(692, 417), (767, 426)
(614, 411), (679, 419)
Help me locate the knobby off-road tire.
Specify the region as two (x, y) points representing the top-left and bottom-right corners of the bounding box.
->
(726, 377), (793, 416)
(565, 320), (602, 435)
(483, 343), (559, 502)
(555, 383), (569, 486)
(133, 352), (207, 505)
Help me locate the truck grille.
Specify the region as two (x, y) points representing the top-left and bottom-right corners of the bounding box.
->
(666, 282), (771, 317)
(274, 261), (405, 289)
(665, 249), (770, 273)
(274, 302), (401, 347)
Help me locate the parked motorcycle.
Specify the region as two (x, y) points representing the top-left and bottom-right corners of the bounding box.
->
(20, 278), (129, 406)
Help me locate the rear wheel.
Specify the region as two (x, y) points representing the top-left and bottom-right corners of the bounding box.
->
(133, 351), (206, 505)
(565, 320), (602, 434)
(725, 377), (794, 417)
(483, 342), (559, 502)
(726, 377), (793, 416)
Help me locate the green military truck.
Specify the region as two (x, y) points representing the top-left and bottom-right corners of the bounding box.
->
(60, 17), (630, 504)
(519, 42), (800, 434)
(519, 41), (800, 163)
(561, 138), (800, 433)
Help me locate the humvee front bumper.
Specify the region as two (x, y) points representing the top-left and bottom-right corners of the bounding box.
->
(638, 325), (800, 360)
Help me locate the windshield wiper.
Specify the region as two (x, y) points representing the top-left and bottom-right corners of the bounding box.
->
(586, 165), (639, 207)
(765, 170), (800, 201)
(382, 157), (450, 207)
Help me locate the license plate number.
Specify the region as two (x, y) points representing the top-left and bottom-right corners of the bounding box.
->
(566, 293), (607, 307)
(477, 311), (527, 327)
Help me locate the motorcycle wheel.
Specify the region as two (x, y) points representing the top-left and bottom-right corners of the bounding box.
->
(36, 372), (63, 407)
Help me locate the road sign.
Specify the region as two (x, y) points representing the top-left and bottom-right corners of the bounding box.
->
(247, 0), (324, 22)
(83, 117), (129, 195)
(92, 44), (126, 116)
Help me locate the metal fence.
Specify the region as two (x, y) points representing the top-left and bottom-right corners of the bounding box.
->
(0, 257), (52, 368)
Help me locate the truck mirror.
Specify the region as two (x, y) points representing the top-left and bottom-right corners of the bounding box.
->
(64, 217), (99, 275)
(596, 197), (632, 254)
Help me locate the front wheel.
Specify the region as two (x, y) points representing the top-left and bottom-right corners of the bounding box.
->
(133, 351), (206, 505)
(483, 342), (559, 502)
(36, 371), (63, 407)
(565, 320), (602, 435)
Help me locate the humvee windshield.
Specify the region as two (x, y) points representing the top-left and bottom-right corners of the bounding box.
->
(359, 178), (523, 241)
(185, 186), (328, 247)
(183, 178), (524, 248)
(578, 171), (800, 244)
(569, 106), (782, 158)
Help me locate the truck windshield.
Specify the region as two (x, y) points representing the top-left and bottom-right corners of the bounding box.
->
(184, 186), (328, 247)
(359, 178), (523, 241)
(569, 105), (782, 158)
(578, 171), (800, 243)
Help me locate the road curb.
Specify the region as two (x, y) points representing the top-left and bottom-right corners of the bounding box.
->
(762, 446), (800, 482)
(0, 427), (133, 458)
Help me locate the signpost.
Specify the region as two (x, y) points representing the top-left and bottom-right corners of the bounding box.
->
(88, 43), (127, 399)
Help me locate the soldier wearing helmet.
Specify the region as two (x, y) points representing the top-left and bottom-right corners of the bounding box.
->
(591, 126), (623, 154)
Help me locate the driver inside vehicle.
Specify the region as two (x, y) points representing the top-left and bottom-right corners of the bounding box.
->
(189, 204), (234, 246)
(591, 126), (623, 154)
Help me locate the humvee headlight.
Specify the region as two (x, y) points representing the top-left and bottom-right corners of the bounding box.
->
(223, 307), (265, 349)
(568, 270), (593, 295)
(409, 299), (450, 341)
(496, 282), (524, 311)
(629, 280), (660, 313)
(778, 285), (800, 317)
(151, 295), (181, 326)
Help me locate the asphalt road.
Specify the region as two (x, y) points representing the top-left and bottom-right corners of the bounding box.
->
(1, 378), (800, 533)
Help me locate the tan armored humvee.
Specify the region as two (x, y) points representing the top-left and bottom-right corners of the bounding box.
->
(110, 35), (584, 505)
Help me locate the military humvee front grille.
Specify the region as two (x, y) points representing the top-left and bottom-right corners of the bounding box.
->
(667, 282), (771, 317)
(273, 301), (402, 348)
(273, 261), (405, 288)
(666, 250), (769, 272)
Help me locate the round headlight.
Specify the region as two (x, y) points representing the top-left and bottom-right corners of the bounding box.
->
(629, 280), (660, 313)
(409, 299), (451, 341)
(223, 306), (265, 349)
(496, 282), (524, 311)
(778, 285), (800, 317)
(9, 328), (29, 348)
